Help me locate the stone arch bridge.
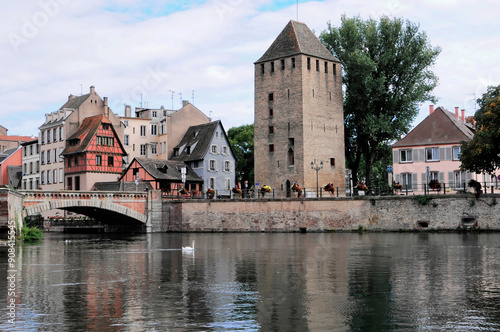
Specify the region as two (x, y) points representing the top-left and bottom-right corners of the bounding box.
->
(20, 190), (162, 232)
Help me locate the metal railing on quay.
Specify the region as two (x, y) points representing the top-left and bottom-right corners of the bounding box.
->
(158, 182), (500, 201)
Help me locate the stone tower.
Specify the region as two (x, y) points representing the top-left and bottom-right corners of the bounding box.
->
(254, 20), (345, 196)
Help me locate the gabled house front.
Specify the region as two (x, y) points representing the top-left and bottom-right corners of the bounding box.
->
(119, 157), (203, 196)
(170, 120), (236, 197)
(392, 105), (499, 193)
(61, 114), (127, 191)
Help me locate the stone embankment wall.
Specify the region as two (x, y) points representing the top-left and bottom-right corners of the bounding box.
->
(163, 194), (500, 232)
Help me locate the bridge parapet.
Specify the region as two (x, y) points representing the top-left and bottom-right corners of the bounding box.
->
(21, 190), (149, 224)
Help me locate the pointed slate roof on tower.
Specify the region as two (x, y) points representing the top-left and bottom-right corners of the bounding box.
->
(255, 20), (338, 64)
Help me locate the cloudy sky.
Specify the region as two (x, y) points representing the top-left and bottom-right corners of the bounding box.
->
(1, 0), (499, 137)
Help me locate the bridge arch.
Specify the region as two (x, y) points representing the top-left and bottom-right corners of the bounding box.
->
(22, 191), (148, 224)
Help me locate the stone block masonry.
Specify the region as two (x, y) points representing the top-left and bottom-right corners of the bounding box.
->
(163, 195), (500, 232)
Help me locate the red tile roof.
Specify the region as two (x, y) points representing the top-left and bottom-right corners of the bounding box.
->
(61, 115), (124, 155)
(393, 107), (474, 147)
(0, 135), (36, 142)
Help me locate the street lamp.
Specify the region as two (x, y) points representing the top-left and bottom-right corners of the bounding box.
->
(311, 160), (323, 198)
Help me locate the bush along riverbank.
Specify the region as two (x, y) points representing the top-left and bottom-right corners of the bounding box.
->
(20, 214), (44, 242)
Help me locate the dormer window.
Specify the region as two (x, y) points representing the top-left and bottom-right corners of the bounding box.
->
(68, 139), (79, 147)
(186, 146), (191, 155)
(193, 131), (198, 138)
(157, 164), (168, 173)
(173, 148), (179, 157)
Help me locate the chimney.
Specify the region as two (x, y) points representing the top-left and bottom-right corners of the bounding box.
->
(125, 105), (131, 117)
(103, 97), (109, 117)
(182, 100), (189, 108)
(429, 105), (434, 114)
(461, 109), (465, 122)
(455, 107), (459, 119)
(90, 85), (95, 94)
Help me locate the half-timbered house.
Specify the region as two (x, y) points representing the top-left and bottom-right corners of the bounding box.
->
(61, 114), (127, 191)
(120, 157), (203, 197)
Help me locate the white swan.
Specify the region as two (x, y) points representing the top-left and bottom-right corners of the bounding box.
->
(182, 240), (195, 251)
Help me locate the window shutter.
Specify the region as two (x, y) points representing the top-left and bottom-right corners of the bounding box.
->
(421, 173), (426, 186)
(395, 173), (400, 183)
(445, 147), (451, 160)
(448, 172), (454, 186)
(486, 174), (491, 187)
(439, 172), (444, 182)
(418, 149), (425, 162)
(439, 147), (445, 160)
(412, 173), (418, 190)
(393, 150), (399, 163)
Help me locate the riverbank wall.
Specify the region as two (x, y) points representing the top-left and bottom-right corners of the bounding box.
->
(159, 194), (500, 232)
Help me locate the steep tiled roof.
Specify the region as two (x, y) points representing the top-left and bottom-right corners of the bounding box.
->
(61, 115), (125, 155)
(7, 166), (22, 188)
(255, 20), (338, 64)
(170, 121), (220, 162)
(60, 94), (90, 110)
(0, 135), (35, 142)
(126, 158), (203, 183)
(393, 107), (474, 147)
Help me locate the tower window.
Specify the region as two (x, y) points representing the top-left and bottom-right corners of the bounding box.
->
(269, 109), (273, 117)
(288, 148), (294, 166)
(268, 126), (274, 134)
(281, 59), (285, 70)
(269, 144), (274, 152)
(292, 58), (295, 68)
(289, 138), (294, 146)
(270, 62), (274, 73)
(261, 63), (265, 75)
(307, 57), (311, 70)
(324, 62), (328, 73)
(269, 93), (274, 101)
(333, 63), (337, 76)
(316, 59), (319, 71)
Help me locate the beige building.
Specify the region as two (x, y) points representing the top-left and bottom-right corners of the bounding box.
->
(21, 139), (40, 190)
(38, 86), (125, 190)
(254, 20), (346, 197)
(121, 100), (210, 166)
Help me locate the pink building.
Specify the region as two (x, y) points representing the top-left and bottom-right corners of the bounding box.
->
(0, 147), (22, 187)
(392, 105), (500, 194)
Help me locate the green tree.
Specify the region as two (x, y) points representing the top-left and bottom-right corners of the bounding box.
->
(460, 85), (500, 174)
(320, 15), (441, 188)
(227, 124), (254, 186)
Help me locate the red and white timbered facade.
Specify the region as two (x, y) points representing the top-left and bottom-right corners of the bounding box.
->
(62, 115), (127, 190)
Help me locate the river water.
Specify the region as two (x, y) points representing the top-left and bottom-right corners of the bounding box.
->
(1, 232), (500, 331)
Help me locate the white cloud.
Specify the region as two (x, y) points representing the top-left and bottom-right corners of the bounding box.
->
(0, 0), (499, 136)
